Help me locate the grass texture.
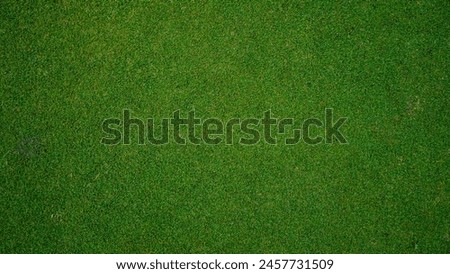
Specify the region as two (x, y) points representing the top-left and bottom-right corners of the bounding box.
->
(0, 0), (449, 253)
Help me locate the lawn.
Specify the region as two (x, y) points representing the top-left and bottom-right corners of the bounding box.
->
(0, 0), (448, 253)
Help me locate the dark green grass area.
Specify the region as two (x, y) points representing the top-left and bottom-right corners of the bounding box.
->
(1, 1), (449, 253)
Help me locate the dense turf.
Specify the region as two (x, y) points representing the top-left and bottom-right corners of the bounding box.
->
(1, 1), (449, 253)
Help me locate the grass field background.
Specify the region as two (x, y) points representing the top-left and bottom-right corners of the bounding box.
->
(1, 1), (449, 253)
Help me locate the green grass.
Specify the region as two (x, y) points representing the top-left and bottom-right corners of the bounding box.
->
(1, 0), (449, 253)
